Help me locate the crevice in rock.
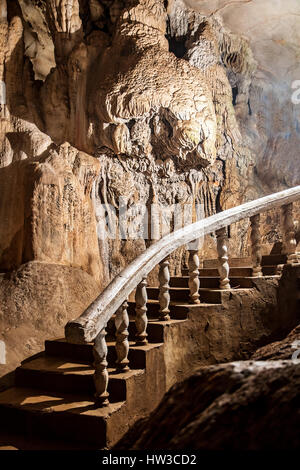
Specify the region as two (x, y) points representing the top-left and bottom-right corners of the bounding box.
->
(166, 35), (187, 58)
(248, 98), (252, 116)
(232, 86), (238, 106)
(165, 15), (187, 58)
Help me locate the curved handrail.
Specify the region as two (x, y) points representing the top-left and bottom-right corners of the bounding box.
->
(65, 185), (300, 344)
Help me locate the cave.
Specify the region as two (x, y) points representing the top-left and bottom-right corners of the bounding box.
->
(0, 0), (299, 454)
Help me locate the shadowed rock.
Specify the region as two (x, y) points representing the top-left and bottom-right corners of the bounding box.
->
(115, 358), (300, 450)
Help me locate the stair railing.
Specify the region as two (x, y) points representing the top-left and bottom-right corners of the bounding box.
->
(65, 185), (300, 405)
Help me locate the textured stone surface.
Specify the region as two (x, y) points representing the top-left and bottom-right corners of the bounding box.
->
(185, 0), (300, 189)
(0, 261), (100, 384)
(115, 359), (300, 450)
(18, 0), (55, 80)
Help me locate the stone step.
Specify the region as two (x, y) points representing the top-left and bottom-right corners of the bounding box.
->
(0, 386), (126, 448)
(127, 300), (191, 320)
(105, 318), (187, 344)
(262, 265), (279, 275)
(202, 255), (287, 269)
(203, 257), (252, 268)
(182, 267), (251, 277)
(15, 355), (144, 402)
(45, 339), (163, 370)
(182, 266), (278, 276)
(170, 276), (254, 289)
(146, 286), (223, 303)
(1, 326), (169, 449)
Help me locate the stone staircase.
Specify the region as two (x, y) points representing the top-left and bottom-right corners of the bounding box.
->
(0, 254), (288, 450)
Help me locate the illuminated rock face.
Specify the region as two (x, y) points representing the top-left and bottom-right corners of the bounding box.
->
(0, 142), (102, 283)
(0, 0), (258, 276)
(39, 0), (219, 167)
(0, 0), (299, 278)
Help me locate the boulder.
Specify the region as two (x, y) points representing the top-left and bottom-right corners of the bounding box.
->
(115, 359), (300, 450)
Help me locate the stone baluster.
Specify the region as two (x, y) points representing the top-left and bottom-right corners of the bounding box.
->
(93, 328), (109, 406)
(115, 300), (130, 371)
(188, 246), (200, 304)
(158, 256), (171, 321)
(250, 214), (263, 277)
(135, 277), (148, 345)
(282, 203), (298, 265)
(216, 227), (231, 290)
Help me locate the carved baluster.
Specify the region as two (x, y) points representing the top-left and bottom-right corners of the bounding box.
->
(216, 227), (231, 290)
(0, 80), (6, 119)
(188, 247), (200, 304)
(93, 328), (109, 406)
(250, 214), (263, 277)
(158, 256), (171, 321)
(135, 277), (148, 345)
(115, 300), (130, 371)
(282, 203), (298, 265)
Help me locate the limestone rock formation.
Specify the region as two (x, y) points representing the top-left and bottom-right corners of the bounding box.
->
(3, 0), (294, 279)
(0, 141), (102, 282)
(185, 0), (300, 189)
(115, 359), (300, 450)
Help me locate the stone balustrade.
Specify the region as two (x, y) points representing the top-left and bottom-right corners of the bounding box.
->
(66, 186), (300, 406)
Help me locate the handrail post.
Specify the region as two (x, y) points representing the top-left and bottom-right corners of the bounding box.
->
(282, 203), (298, 265)
(158, 256), (171, 321)
(216, 227), (231, 290)
(250, 214), (263, 277)
(93, 328), (109, 406)
(187, 240), (200, 304)
(115, 300), (130, 371)
(135, 277), (148, 345)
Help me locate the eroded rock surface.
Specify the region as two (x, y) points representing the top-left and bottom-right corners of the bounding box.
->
(115, 359), (300, 450)
(0, 141), (102, 282)
(0, 0), (260, 270)
(0, 261), (100, 384)
(252, 324), (300, 361)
